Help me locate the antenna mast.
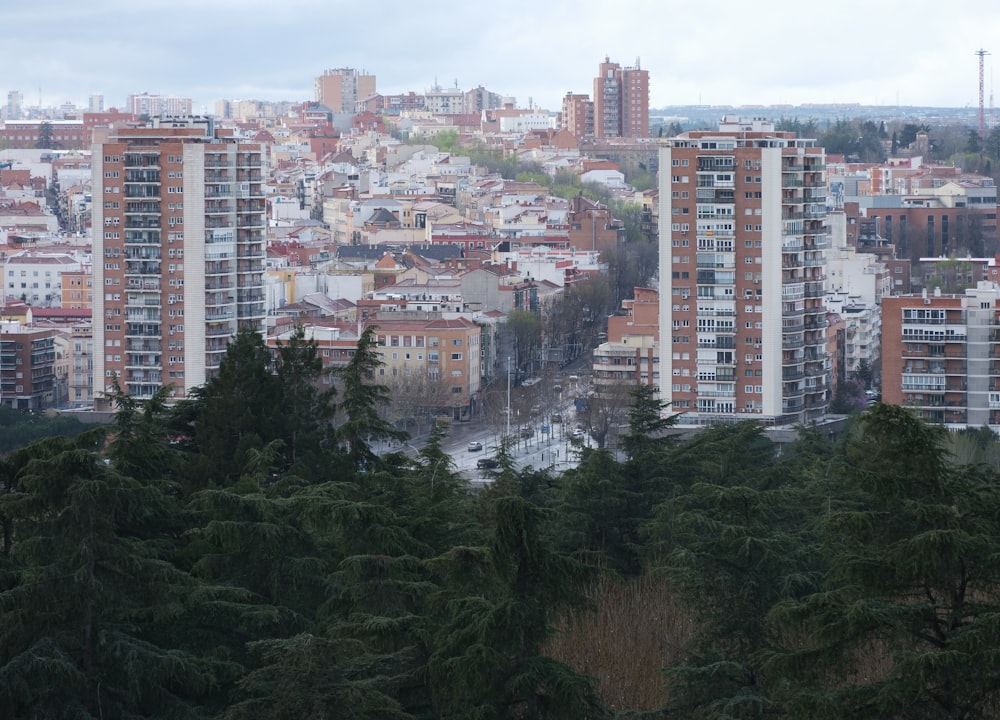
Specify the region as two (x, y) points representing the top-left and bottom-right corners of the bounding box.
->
(976, 49), (990, 135)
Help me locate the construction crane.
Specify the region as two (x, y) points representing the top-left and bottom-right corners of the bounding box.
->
(976, 49), (991, 136)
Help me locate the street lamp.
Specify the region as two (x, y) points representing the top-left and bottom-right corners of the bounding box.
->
(506, 355), (511, 439)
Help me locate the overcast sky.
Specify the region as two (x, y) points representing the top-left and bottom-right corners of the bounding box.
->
(5, 0), (1000, 114)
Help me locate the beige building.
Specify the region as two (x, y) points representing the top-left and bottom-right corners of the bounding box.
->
(370, 315), (483, 420)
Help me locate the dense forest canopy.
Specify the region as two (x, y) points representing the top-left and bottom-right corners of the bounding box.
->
(3, 332), (1000, 719)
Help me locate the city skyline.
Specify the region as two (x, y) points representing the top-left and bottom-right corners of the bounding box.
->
(5, 0), (1000, 115)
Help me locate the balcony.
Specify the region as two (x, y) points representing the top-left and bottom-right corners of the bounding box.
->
(124, 170), (160, 183)
(206, 324), (235, 337)
(124, 262), (162, 276)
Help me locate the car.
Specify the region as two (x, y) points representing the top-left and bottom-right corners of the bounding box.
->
(520, 427), (535, 438)
(551, 413), (563, 423)
(571, 428), (586, 440)
(467, 440), (483, 452)
(477, 457), (500, 469)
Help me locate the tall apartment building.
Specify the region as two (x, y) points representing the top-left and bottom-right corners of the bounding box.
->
(658, 117), (829, 425)
(6, 90), (23, 120)
(593, 57), (649, 139)
(127, 93), (194, 117)
(560, 92), (593, 138)
(0, 320), (56, 411)
(92, 117), (266, 410)
(881, 282), (1000, 428)
(314, 68), (376, 113)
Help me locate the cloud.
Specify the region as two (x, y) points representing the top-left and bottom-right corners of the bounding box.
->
(4, 0), (1000, 112)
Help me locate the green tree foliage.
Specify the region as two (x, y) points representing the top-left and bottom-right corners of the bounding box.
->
(427, 495), (606, 719)
(34, 121), (55, 149)
(506, 309), (542, 374)
(335, 325), (408, 470)
(648, 422), (823, 719)
(0, 431), (219, 718)
(768, 404), (1000, 719)
(188, 327), (281, 486)
(0, 406), (87, 454)
(272, 325), (337, 477)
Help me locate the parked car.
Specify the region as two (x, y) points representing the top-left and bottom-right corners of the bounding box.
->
(520, 427), (535, 438)
(571, 427), (586, 440)
(467, 440), (483, 452)
(551, 413), (563, 423)
(477, 457), (500, 469)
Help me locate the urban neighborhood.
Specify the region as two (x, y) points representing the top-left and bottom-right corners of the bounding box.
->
(6, 39), (1000, 718)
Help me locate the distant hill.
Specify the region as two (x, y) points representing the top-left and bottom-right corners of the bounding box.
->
(652, 103), (982, 128)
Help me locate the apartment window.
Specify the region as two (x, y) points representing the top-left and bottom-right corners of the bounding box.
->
(451, 352), (462, 360)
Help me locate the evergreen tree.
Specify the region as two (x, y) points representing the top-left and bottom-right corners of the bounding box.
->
(0, 431), (219, 718)
(647, 422), (822, 719)
(555, 448), (639, 573)
(188, 327), (281, 486)
(220, 632), (407, 720)
(335, 325), (407, 471)
(427, 495), (606, 719)
(768, 404), (1000, 719)
(272, 324), (337, 479)
(322, 422), (481, 716)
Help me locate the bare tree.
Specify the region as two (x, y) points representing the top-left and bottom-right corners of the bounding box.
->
(578, 379), (636, 450)
(382, 371), (456, 436)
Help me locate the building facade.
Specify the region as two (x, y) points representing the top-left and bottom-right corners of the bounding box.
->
(127, 93), (194, 118)
(593, 57), (649, 139)
(658, 117), (829, 425)
(560, 93), (593, 138)
(0, 320), (56, 411)
(314, 68), (376, 114)
(91, 118), (266, 409)
(4, 251), (82, 306)
(370, 315), (483, 420)
(882, 283), (1000, 428)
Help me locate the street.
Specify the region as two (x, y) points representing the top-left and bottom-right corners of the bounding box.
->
(375, 365), (595, 483)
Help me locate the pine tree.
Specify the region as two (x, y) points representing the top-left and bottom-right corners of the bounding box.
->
(427, 495), (606, 719)
(188, 327), (281, 486)
(767, 404), (1000, 719)
(272, 324), (337, 479)
(0, 431), (220, 718)
(646, 421), (822, 719)
(335, 325), (407, 471)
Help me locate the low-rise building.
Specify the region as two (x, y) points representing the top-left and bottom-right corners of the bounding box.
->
(882, 282), (1000, 428)
(0, 320), (56, 411)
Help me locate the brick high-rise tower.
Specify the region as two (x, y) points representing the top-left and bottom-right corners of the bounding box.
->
(658, 117), (829, 425)
(593, 57), (649, 139)
(92, 117), (266, 409)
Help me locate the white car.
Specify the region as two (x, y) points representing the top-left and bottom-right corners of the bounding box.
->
(571, 428), (586, 440)
(467, 440), (483, 452)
